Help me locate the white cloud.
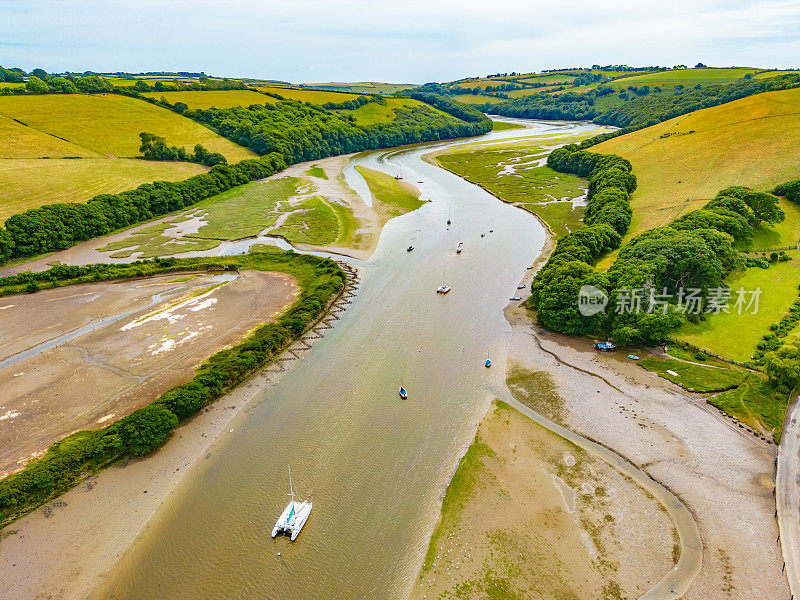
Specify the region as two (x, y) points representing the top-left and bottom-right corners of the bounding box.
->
(1, 0), (799, 81)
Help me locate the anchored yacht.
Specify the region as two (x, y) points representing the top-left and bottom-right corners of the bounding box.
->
(271, 466), (312, 541)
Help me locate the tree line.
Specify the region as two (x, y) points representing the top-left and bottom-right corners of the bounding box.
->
(139, 132), (227, 166)
(0, 252), (345, 523)
(0, 93), (488, 265)
(476, 73), (800, 135)
(528, 146), (786, 350)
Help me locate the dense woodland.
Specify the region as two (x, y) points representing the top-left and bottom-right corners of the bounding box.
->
(184, 94), (490, 163)
(529, 144), (798, 391)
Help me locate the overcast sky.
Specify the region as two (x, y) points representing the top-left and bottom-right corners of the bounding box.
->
(2, 0), (800, 83)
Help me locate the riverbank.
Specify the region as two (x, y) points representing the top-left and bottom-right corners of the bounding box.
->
(411, 399), (676, 600)
(504, 304), (788, 599)
(0, 260), (356, 600)
(0, 270), (298, 478)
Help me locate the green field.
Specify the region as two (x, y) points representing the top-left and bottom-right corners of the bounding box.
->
(0, 115), (94, 158)
(331, 97), (446, 126)
(709, 375), (789, 440)
(0, 93), (257, 218)
(491, 120), (525, 131)
(0, 158), (207, 222)
(677, 253), (800, 362)
(435, 141), (591, 238)
(354, 166), (424, 218)
(142, 90), (272, 109)
(0, 94), (255, 160)
(639, 347), (787, 439)
(255, 85), (359, 103)
(743, 198), (800, 250)
(100, 173), (362, 257)
(302, 81), (417, 95)
(595, 87), (800, 241)
(613, 67), (758, 86)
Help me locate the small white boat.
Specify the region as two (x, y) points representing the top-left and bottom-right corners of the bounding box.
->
(456, 242), (463, 254)
(271, 466), (312, 541)
(436, 267), (451, 294)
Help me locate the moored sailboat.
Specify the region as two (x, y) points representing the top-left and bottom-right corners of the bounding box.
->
(271, 466), (312, 541)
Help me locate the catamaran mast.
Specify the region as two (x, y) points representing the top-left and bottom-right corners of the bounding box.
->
(288, 465), (295, 503)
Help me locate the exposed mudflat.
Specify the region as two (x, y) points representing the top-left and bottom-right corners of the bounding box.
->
(411, 400), (676, 600)
(0, 270), (297, 476)
(505, 305), (789, 600)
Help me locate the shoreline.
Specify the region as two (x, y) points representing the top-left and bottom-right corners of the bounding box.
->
(411, 130), (787, 597)
(0, 263), (357, 600)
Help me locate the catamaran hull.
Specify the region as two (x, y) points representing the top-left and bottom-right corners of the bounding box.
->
(271, 500), (312, 541)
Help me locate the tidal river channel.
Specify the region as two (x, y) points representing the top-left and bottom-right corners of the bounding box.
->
(98, 119), (602, 599)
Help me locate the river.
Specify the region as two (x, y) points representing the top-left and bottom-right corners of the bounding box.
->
(95, 119), (603, 599)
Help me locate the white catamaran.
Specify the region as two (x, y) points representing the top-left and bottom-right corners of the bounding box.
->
(271, 465), (312, 541)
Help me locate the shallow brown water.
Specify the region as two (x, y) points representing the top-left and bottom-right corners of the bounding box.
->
(97, 120), (601, 600)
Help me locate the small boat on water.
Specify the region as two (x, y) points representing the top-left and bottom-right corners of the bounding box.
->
(271, 466), (312, 541)
(485, 352), (492, 368)
(399, 377), (408, 398)
(436, 267), (451, 294)
(456, 242), (463, 254)
(517, 284), (526, 289)
(407, 245), (414, 252)
(481, 233), (485, 238)
(510, 296), (522, 301)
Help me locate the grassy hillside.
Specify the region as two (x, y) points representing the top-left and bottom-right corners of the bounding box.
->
(142, 90), (272, 109)
(0, 159), (206, 222)
(0, 94), (255, 160)
(255, 86), (359, 103)
(0, 93), (257, 216)
(300, 82), (416, 95)
(594, 86), (800, 242)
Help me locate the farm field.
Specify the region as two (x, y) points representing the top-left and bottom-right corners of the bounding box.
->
(0, 94), (255, 160)
(594, 86), (800, 240)
(677, 253), (800, 362)
(613, 67), (759, 86)
(142, 89), (272, 109)
(0, 158), (206, 221)
(301, 81), (417, 94)
(255, 85), (359, 103)
(334, 97), (431, 125)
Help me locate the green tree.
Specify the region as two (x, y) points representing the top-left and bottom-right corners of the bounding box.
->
(117, 405), (179, 455)
(25, 75), (49, 94)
